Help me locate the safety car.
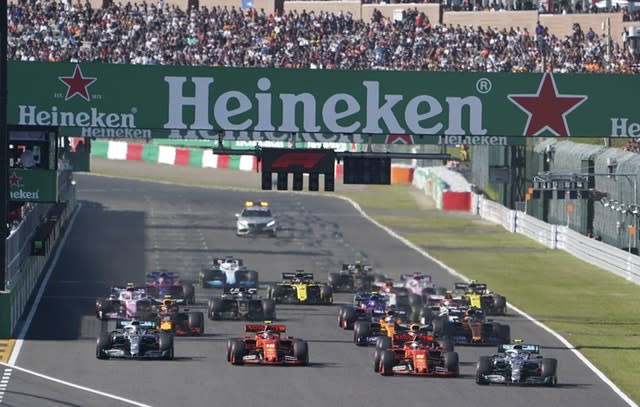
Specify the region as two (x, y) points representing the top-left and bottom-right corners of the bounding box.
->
(208, 287), (276, 321)
(235, 200), (277, 237)
(96, 319), (174, 360)
(226, 322), (309, 365)
(268, 271), (333, 305)
(475, 341), (558, 385)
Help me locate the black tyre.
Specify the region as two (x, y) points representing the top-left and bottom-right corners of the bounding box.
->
(293, 340), (309, 365)
(444, 351), (459, 376)
(493, 295), (507, 314)
(476, 356), (493, 385)
(408, 293), (422, 308)
(341, 307), (356, 330)
(319, 284), (333, 304)
(159, 332), (174, 360)
(327, 273), (340, 290)
(246, 270), (259, 286)
(541, 358), (558, 386)
(210, 298), (225, 320)
(432, 317), (452, 338)
(438, 338), (454, 352)
(230, 340), (245, 365)
(353, 321), (371, 346)
(375, 335), (392, 351)
(337, 305), (347, 327)
(380, 350), (396, 376)
(373, 348), (382, 372)
(261, 299), (276, 320)
(373, 274), (386, 284)
(268, 285), (284, 302)
(435, 287), (447, 296)
(494, 323), (510, 343)
(420, 306), (434, 325)
(96, 333), (112, 359)
(181, 282), (195, 305)
(188, 312), (204, 335)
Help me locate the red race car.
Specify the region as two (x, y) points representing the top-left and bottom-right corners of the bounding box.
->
(374, 330), (459, 377)
(226, 323), (309, 366)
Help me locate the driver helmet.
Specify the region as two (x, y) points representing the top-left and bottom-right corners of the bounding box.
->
(261, 331), (270, 339)
(126, 321), (140, 335)
(505, 349), (519, 358)
(381, 281), (393, 293)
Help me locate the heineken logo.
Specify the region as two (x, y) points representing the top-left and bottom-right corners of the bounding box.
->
(58, 65), (96, 101)
(9, 171), (22, 187)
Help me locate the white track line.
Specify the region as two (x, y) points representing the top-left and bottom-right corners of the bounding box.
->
(336, 195), (638, 407)
(6, 203), (155, 407)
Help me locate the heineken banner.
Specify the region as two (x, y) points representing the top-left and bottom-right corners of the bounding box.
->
(7, 62), (637, 143)
(9, 169), (58, 203)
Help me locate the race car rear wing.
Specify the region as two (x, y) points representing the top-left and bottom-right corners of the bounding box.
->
(341, 263), (372, 271)
(498, 343), (540, 354)
(282, 271), (314, 281)
(224, 286), (258, 295)
(454, 282), (469, 290)
(400, 274), (432, 282)
(245, 323), (286, 333)
(146, 271), (180, 280)
(115, 319), (157, 330)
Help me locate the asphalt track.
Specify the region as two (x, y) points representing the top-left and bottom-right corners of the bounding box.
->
(3, 173), (632, 407)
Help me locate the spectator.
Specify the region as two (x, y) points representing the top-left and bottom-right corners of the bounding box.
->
(19, 148), (35, 169)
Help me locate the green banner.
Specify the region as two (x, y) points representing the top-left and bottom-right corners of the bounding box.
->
(9, 169), (58, 202)
(7, 62), (636, 142)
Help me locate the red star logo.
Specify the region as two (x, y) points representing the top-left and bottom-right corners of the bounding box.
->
(385, 134), (414, 144)
(508, 73), (587, 137)
(58, 65), (96, 101)
(9, 172), (22, 187)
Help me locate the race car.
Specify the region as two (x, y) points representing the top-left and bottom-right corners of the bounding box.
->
(226, 322), (309, 365)
(475, 341), (558, 385)
(454, 281), (507, 315)
(145, 271), (196, 305)
(436, 306), (511, 346)
(373, 330), (460, 377)
(235, 200), (277, 237)
(208, 287), (276, 321)
(419, 293), (471, 325)
(199, 256), (259, 289)
(400, 273), (446, 307)
(337, 291), (389, 330)
(267, 271), (333, 305)
(352, 309), (413, 346)
(95, 284), (155, 321)
(155, 295), (204, 336)
(327, 262), (385, 292)
(96, 319), (174, 360)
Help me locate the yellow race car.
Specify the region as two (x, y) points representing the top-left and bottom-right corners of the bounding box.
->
(267, 271), (333, 305)
(454, 282), (507, 315)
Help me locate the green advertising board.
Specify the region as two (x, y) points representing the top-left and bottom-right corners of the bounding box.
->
(9, 169), (58, 202)
(7, 62), (635, 143)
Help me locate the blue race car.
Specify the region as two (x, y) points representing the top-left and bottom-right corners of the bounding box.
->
(337, 292), (390, 330)
(199, 256), (259, 289)
(145, 271), (195, 305)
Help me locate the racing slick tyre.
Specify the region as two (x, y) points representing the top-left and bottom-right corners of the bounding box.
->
(373, 274), (386, 284)
(268, 285), (284, 302)
(293, 340), (309, 365)
(420, 306), (435, 325)
(541, 358), (558, 386)
(375, 336), (392, 351)
(327, 273), (340, 291)
(230, 340), (245, 365)
(182, 282), (196, 305)
(432, 317), (452, 338)
(340, 307), (356, 330)
(493, 295), (507, 315)
(444, 351), (460, 376)
(319, 284), (333, 304)
(95, 299), (113, 320)
(261, 299), (276, 320)
(246, 270), (259, 287)
(438, 338), (454, 352)
(209, 298), (225, 320)
(408, 293), (422, 308)
(494, 323), (510, 344)
(159, 332), (174, 360)
(475, 356), (492, 385)
(373, 348), (382, 372)
(353, 321), (371, 346)
(188, 312), (204, 335)
(380, 350), (396, 376)
(435, 287), (447, 296)
(96, 333), (112, 360)
(226, 339), (235, 362)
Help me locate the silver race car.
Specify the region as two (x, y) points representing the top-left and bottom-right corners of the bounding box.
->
(235, 200), (277, 237)
(96, 319), (174, 360)
(475, 341), (558, 385)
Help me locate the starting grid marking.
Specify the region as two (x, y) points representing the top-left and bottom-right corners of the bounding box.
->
(0, 342), (15, 364)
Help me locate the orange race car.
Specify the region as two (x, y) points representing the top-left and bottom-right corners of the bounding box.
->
(226, 322), (309, 366)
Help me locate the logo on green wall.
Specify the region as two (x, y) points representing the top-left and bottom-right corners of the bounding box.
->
(9, 170), (58, 202)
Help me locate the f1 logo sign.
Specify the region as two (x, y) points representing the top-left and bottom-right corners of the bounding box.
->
(262, 148), (335, 173)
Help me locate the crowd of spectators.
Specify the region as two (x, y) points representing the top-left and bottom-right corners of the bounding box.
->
(6, 0), (640, 72)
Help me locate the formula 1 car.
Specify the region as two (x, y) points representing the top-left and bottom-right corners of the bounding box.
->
(267, 271), (333, 305)
(235, 200), (277, 237)
(374, 330), (460, 377)
(96, 319), (174, 360)
(400, 273), (446, 307)
(226, 322), (309, 365)
(199, 256), (259, 289)
(155, 295), (204, 336)
(475, 341), (558, 386)
(95, 284), (156, 321)
(337, 292), (389, 330)
(437, 307), (511, 346)
(145, 271), (196, 305)
(208, 287), (276, 321)
(352, 309), (414, 346)
(327, 262), (385, 292)
(454, 281), (507, 315)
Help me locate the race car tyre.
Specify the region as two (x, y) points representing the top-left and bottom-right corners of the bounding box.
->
(268, 285), (284, 302)
(420, 306), (435, 325)
(320, 284), (333, 304)
(159, 332), (174, 360)
(182, 282), (196, 305)
(210, 298), (225, 320)
(96, 333), (112, 359)
(493, 295), (507, 314)
(408, 293), (422, 308)
(476, 356), (492, 385)
(444, 351), (459, 376)
(293, 340), (309, 365)
(337, 305), (347, 327)
(541, 358), (558, 386)
(200, 270), (215, 288)
(435, 287), (447, 296)
(341, 307), (356, 330)
(261, 299), (276, 320)
(494, 323), (510, 343)
(353, 321), (371, 346)
(188, 312), (204, 335)
(246, 270), (259, 286)
(380, 350), (396, 376)
(375, 336), (392, 351)
(432, 317), (452, 338)
(438, 338), (454, 352)
(373, 349), (382, 372)
(409, 306), (421, 324)
(327, 273), (340, 290)
(373, 274), (386, 284)
(230, 340), (245, 365)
